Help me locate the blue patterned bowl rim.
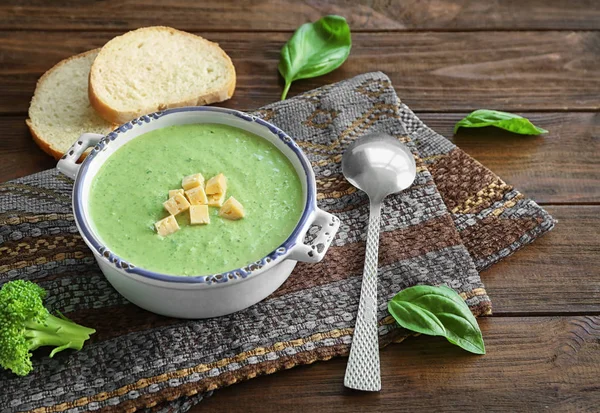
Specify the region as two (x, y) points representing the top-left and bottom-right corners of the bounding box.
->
(72, 106), (316, 285)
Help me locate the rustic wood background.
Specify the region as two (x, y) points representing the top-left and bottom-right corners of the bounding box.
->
(1, 1), (599, 411)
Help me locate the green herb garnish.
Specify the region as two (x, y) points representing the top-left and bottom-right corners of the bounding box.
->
(388, 285), (485, 354)
(454, 109), (548, 135)
(278, 15), (351, 100)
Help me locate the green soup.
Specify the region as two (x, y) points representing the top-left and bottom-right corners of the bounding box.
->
(88, 123), (304, 276)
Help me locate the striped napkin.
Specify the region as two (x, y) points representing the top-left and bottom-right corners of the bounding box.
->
(0, 72), (554, 412)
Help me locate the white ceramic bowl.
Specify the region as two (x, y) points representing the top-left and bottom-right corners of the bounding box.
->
(57, 107), (339, 319)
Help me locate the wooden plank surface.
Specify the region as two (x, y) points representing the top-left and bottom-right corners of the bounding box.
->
(0, 1), (598, 412)
(0, 117), (55, 182)
(1, 0), (598, 31)
(198, 316), (600, 412)
(1, 30), (599, 114)
(2, 113), (597, 204)
(483, 206), (600, 315)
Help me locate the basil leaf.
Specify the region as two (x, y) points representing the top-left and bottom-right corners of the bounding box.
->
(454, 109), (548, 135)
(387, 285), (485, 354)
(278, 15), (351, 100)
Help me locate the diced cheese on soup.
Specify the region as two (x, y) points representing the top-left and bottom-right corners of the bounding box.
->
(163, 193), (190, 215)
(190, 205), (210, 225)
(219, 197), (245, 220)
(205, 173), (227, 195)
(207, 191), (227, 207)
(185, 186), (208, 205)
(168, 189), (184, 199)
(154, 215), (180, 236)
(182, 173), (205, 191)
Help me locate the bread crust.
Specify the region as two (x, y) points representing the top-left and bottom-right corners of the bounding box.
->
(89, 26), (236, 124)
(26, 118), (63, 160)
(26, 49), (108, 160)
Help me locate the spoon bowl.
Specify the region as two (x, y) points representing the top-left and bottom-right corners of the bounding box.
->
(342, 133), (416, 202)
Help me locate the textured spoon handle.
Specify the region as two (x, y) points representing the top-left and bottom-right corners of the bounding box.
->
(344, 201), (382, 391)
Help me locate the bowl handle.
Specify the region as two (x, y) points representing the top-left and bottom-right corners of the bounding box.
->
(288, 208), (340, 263)
(56, 133), (104, 179)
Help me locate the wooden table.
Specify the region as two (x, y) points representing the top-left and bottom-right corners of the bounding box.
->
(1, 1), (599, 411)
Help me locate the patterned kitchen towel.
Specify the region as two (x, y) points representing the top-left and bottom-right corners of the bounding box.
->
(0, 72), (554, 413)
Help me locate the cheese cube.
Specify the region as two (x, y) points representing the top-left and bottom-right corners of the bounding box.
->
(207, 191), (227, 207)
(205, 173), (227, 195)
(163, 193), (190, 216)
(189, 205), (210, 225)
(219, 197), (245, 220)
(185, 186), (208, 205)
(182, 173), (205, 191)
(154, 215), (180, 236)
(168, 189), (184, 199)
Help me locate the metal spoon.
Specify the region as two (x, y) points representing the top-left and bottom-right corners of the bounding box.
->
(341, 132), (417, 391)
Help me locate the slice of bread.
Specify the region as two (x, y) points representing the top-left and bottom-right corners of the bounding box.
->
(89, 26), (236, 124)
(26, 49), (115, 160)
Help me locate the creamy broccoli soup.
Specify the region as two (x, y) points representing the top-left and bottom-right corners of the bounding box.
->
(88, 123), (304, 276)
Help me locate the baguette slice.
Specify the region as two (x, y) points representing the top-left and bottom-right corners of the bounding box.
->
(26, 49), (115, 160)
(89, 26), (236, 124)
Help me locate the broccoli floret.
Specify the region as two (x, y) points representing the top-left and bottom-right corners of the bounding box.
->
(0, 280), (95, 376)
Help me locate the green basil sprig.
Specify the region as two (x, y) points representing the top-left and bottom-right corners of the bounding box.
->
(278, 15), (351, 100)
(388, 285), (485, 354)
(454, 109), (548, 135)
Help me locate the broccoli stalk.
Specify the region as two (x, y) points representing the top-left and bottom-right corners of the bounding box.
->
(0, 280), (96, 376)
(25, 312), (96, 356)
